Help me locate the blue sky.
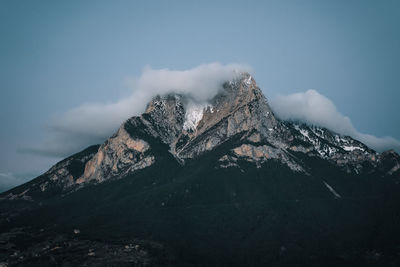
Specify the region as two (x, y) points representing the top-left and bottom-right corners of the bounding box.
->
(1, 0), (399, 191)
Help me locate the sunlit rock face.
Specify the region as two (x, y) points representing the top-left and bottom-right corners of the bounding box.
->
(76, 126), (154, 184)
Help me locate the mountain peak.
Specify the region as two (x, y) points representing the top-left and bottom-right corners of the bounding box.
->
(142, 72), (273, 134)
(8, 73), (398, 190)
(70, 73), (281, 184)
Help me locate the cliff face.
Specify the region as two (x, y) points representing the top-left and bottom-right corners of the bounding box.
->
(76, 127), (154, 184)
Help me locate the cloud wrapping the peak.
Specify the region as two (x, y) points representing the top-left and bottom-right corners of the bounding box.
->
(24, 63), (251, 157)
(270, 90), (400, 152)
(137, 63), (252, 102)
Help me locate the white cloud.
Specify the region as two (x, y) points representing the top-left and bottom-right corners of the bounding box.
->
(23, 63), (251, 157)
(270, 90), (400, 152)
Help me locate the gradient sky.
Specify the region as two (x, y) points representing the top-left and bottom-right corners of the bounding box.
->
(1, 0), (399, 191)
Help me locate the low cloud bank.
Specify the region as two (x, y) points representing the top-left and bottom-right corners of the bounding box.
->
(23, 63), (251, 157)
(270, 90), (400, 152)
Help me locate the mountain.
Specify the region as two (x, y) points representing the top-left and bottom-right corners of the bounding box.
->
(1, 73), (400, 266)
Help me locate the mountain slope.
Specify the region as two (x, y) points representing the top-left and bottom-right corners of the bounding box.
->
(1, 73), (400, 266)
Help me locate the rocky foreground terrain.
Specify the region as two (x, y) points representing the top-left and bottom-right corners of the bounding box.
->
(1, 73), (400, 266)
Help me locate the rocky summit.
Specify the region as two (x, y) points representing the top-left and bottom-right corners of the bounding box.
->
(1, 73), (400, 266)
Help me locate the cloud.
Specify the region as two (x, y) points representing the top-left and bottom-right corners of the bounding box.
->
(270, 90), (400, 152)
(22, 63), (251, 157)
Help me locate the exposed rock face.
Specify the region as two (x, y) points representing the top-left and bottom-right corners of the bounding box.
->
(230, 143), (305, 172)
(284, 123), (380, 173)
(41, 145), (100, 188)
(143, 94), (185, 144)
(174, 74), (279, 159)
(379, 150), (400, 177)
(1, 145), (99, 200)
(76, 127), (154, 184)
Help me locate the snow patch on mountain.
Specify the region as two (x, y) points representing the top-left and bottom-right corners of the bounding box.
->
(183, 101), (210, 131)
(342, 145), (364, 152)
(270, 90), (400, 153)
(323, 181), (342, 199)
(245, 75), (252, 86)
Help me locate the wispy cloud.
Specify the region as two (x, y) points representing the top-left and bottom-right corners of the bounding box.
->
(21, 63), (251, 157)
(270, 90), (400, 152)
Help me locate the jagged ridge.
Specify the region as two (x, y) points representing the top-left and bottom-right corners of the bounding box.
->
(2, 73), (399, 198)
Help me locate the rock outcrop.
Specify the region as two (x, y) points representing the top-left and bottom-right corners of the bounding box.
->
(1, 145), (99, 200)
(76, 127), (154, 184)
